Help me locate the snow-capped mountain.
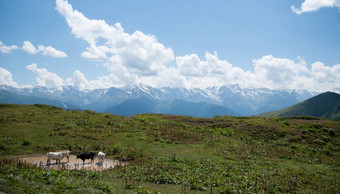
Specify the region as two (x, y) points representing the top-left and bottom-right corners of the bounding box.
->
(0, 84), (317, 116)
(208, 85), (316, 115)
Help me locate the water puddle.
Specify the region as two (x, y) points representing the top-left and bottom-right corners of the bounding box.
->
(18, 155), (125, 171)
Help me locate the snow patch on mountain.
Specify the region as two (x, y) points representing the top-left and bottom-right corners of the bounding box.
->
(0, 84), (318, 116)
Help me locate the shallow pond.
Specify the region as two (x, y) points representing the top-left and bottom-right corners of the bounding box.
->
(18, 155), (124, 171)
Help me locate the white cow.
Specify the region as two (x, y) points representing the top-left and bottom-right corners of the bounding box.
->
(97, 152), (105, 162)
(57, 150), (70, 162)
(47, 150), (70, 165)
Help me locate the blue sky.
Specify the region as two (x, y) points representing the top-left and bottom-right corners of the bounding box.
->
(0, 0), (339, 92)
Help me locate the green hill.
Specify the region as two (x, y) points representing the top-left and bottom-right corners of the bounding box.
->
(259, 92), (340, 120)
(0, 104), (339, 193)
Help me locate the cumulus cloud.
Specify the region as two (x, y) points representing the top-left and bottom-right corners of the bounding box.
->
(65, 70), (89, 90)
(311, 62), (340, 91)
(54, 0), (255, 89)
(175, 52), (256, 89)
(65, 69), (136, 90)
(51, 0), (340, 93)
(291, 0), (340, 14)
(26, 63), (64, 89)
(37, 45), (68, 58)
(0, 67), (18, 87)
(253, 55), (310, 89)
(176, 54), (207, 77)
(136, 67), (185, 88)
(65, 70), (106, 90)
(22, 41), (38, 54)
(173, 53), (339, 92)
(55, 0), (174, 79)
(0, 41), (18, 54)
(22, 41), (67, 58)
(20, 55), (340, 93)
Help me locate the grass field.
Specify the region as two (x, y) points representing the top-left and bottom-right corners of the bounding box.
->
(0, 103), (339, 193)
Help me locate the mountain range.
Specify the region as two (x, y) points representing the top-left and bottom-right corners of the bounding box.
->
(106, 97), (239, 117)
(0, 84), (317, 117)
(0, 89), (79, 110)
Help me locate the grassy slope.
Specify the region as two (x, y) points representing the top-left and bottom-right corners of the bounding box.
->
(0, 103), (339, 193)
(260, 92), (340, 120)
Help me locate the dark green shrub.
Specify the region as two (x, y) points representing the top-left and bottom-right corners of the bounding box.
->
(310, 123), (322, 129)
(328, 129), (335, 137)
(0, 143), (9, 151)
(125, 183), (135, 190)
(22, 138), (32, 146)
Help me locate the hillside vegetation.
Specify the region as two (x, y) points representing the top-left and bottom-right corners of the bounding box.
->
(0, 104), (339, 193)
(260, 91), (340, 120)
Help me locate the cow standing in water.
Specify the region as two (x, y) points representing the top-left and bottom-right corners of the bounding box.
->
(76, 152), (95, 165)
(97, 152), (105, 162)
(47, 150), (70, 165)
(97, 152), (105, 166)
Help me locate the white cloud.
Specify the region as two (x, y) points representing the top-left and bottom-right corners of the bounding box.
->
(291, 0), (340, 14)
(66, 69), (136, 90)
(176, 54), (207, 77)
(22, 41), (67, 58)
(81, 45), (109, 60)
(26, 63), (64, 89)
(18, 55), (340, 93)
(311, 62), (340, 91)
(0, 67), (18, 87)
(65, 70), (91, 90)
(22, 41), (38, 54)
(55, 0), (256, 89)
(55, 0), (174, 77)
(174, 53), (340, 92)
(52, 0), (340, 93)
(37, 45), (68, 58)
(253, 55), (310, 89)
(0, 41), (18, 54)
(175, 52), (256, 89)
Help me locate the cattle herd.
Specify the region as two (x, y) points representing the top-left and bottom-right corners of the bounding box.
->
(46, 150), (105, 165)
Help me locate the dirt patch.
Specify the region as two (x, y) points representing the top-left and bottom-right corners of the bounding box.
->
(18, 155), (125, 171)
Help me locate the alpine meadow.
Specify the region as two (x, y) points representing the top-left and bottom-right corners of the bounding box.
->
(0, 104), (339, 193)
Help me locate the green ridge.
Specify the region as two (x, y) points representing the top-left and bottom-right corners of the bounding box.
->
(259, 92), (340, 120)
